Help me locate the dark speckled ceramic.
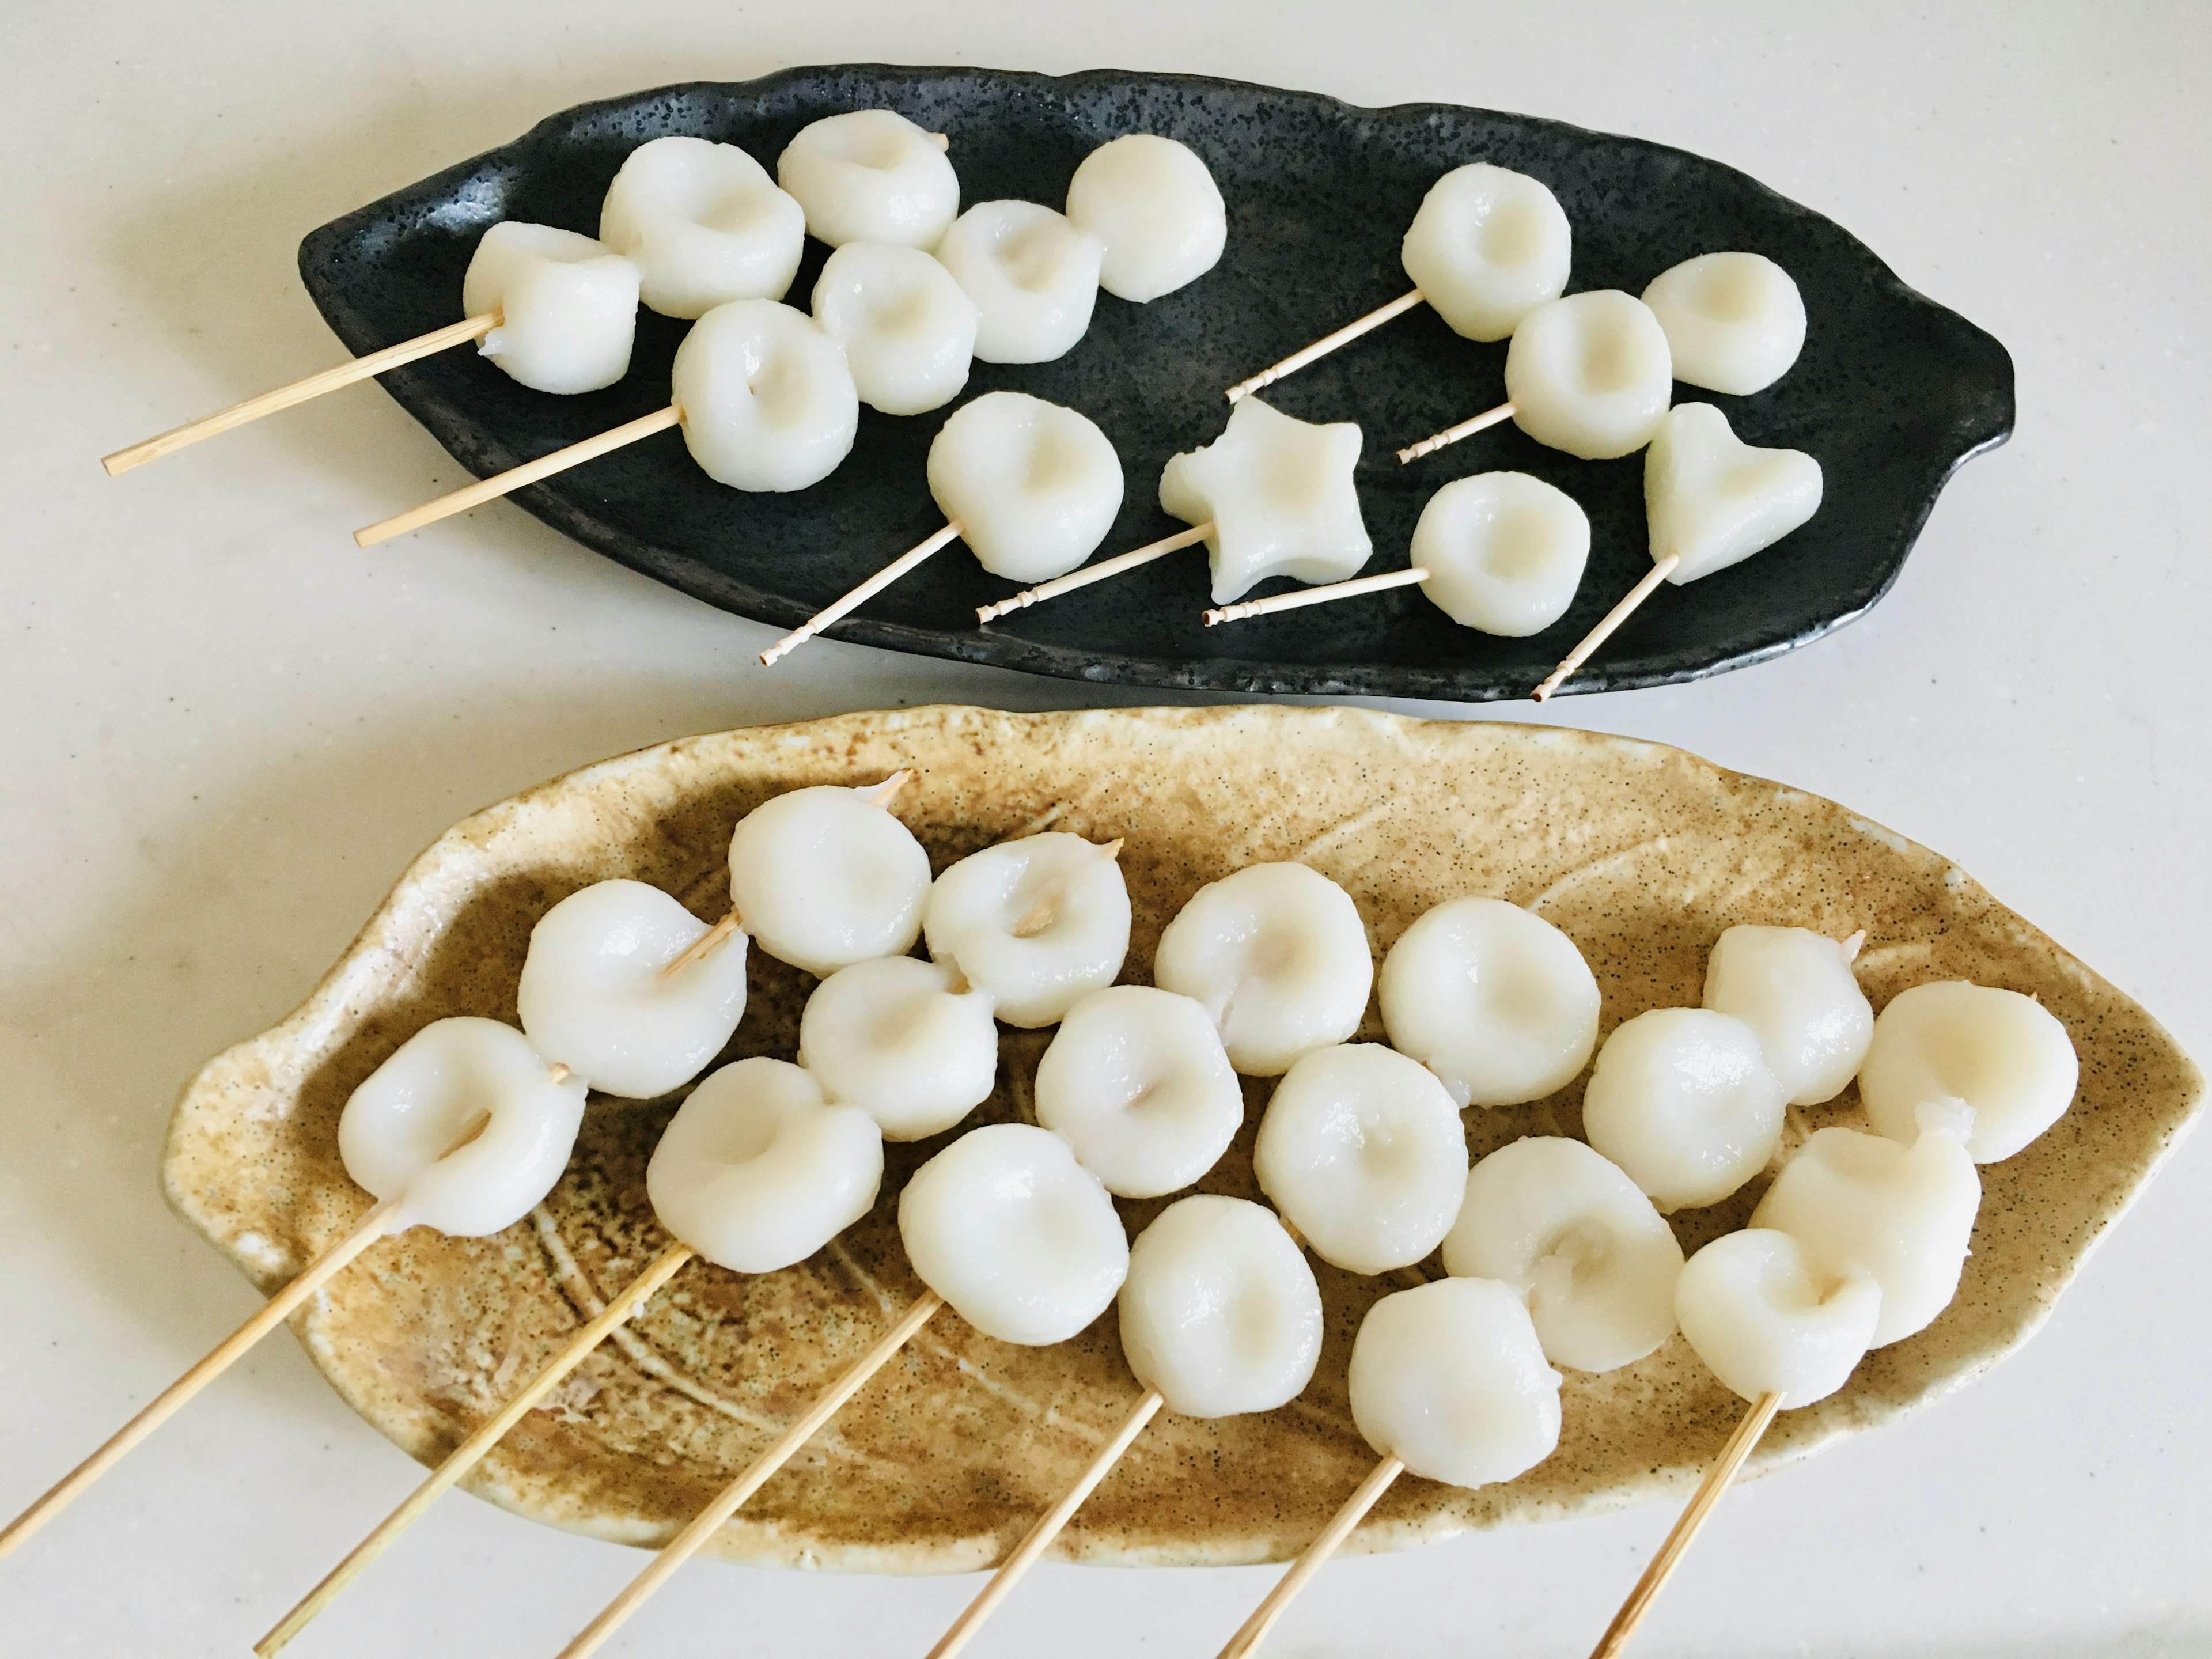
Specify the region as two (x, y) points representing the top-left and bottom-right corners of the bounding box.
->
(300, 67), (2013, 699)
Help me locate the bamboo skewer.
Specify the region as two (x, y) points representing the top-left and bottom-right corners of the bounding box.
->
(759, 522), (966, 665)
(1395, 400), (1517, 464)
(554, 1290), (946, 1659)
(0, 1196), (403, 1560)
(1214, 1453), (1407, 1659)
(975, 524), (1211, 623)
(659, 911), (744, 980)
(1226, 290), (1427, 403)
(1585, 1391), (1784, 1659)
(353, 403), (682, 547)
(101, 313), (498, 476)
(1204, 566), (1428, 627)
(255, 1240), (696, 1656)
(1531, 553), (1682, 702)
(922, 1388), (1166, 1659)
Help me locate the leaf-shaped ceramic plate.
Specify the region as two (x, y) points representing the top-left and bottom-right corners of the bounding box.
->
(298, 67), (2013, 700)
(162, 706), (2198, 1571)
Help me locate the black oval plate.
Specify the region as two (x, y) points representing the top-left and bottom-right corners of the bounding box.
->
(300, 66), (2013, 700)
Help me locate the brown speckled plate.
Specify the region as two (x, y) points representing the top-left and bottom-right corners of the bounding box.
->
(162, 706), (2201, 1571)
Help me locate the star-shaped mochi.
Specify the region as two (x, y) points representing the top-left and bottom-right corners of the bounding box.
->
(1160, 396), (1372, 604)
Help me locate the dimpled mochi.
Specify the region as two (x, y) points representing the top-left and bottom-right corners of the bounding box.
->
(797, 956), (999, 1142)
(337, 1017), (587, 1237)
(1064, 134), (1227, 304)
(599, 136), (806, 319)
(1675, 1229), (1881, 1408)
(934, 200), (1104, 364)
(1858, 981), (2080, 1163)
(1503, 290), (1674, 460)
(1641, 252), (1807, 396)
(1159, 396), (1371, 605)
(809, 241), (977, 416)
(1442, 1137), (1684, 1374)
(461, 222), (639, 395)
(1153, 861), (1373, 1076)
(898, 1123), (1130, 1346)
(1399, 162), (1573, 342)
(1254, 1044), (1469, 1276)
(923, 834), (1131, 1028)
(516, 880), (749, 1100)
(1410, 472), (1591, 638)
(1378, 897), (1599, 1107)
(1348, 1278), (1562, 1488)
(1752, 1101), (1981, 1347)
(1119, 1196), (1323, 1418)
(775, 110), (961, 249)
(1034, 986), (1243, 1199)
(1646, 403), (1823, 585)
(670, 300), (858, 492)
(926, 391), (1124, 583)
(1700, 925), (1872, 1107)
(725, 782), (931, 976)
(646, 1058), (882, 1273)
(1581, 1007), (1786, 1212)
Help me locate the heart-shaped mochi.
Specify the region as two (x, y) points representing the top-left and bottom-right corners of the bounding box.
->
(1645, 402), (1823, 584)
(338, 1016), (587, 1237)
(927, 390), (1125, 582)
(1160, 396), (1370, 604)
(517, 879), (749, 1101)
(646, 1057), (884, 1274)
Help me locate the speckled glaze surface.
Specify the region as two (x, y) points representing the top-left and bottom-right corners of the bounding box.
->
(298, 67), (2013, 700)
(161, 706), (2196, 1571)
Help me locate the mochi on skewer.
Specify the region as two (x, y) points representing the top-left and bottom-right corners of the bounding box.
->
(1065, 133), (1229, 303)
(760, 389), (1124, 664)
(599, 135), (808, 319)
(923, 832), (1133, 1028)
(777, 109), (961, 250)
(810, 241), (979, 415)
(978, 397), (1369, 622)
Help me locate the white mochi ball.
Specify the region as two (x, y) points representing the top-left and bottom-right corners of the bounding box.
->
(1120, 1195), (1322, 1418)
(923, 833), (1131, 1028)
(1503, 290), (1674, 460)
(1700, 925), (1872, 1107)
(599, 136), (806, 319)
(671, 299), (858, 492)
(1065, 134), (1227, 303)
(1857, 981), (2079, 1164)
(1442, 1137), (1684, 1374)
(797, 956), (999, 1142)
(461, 222), (639, 395)
(1254, 1043), (1469, 1276)
(1675, 1229), (1881, 1408)
(516, 880), (749, 1100)
(1646, 403), (1823, 584)
(646, 1057), (883, 1273)
(1399, 163), (1573, 343)
(810, 241), (978, 416)
(1377, 897), (1599, 1107)
(1410, 472), (1591, 638)
(776, 110), (961, 250)
(1034, 986), (1243, 1199)
(725, 781), (931, 976)
(1153, 861), (1373, 1077)
(1347, 1278), (1562, 1488)
(926, 391), (1124, 583)
(1158, 396), (1372, 605)
(1751, 1101), (1981, 1347)
(338, 1017), (587, 1237)
(1580, 1007), (1786, 1212)
(934, 200), (1104, 364)
(898, 1123), (1130, 1346)
(1641, 252), (1806, 397)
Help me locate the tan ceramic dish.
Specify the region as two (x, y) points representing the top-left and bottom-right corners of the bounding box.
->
(163, 705), (2202, 1573)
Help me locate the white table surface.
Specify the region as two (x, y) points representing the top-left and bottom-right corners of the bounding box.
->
(3, 3), (2207, 1655)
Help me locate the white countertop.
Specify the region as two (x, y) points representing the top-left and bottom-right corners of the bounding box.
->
(3, 3), (2207, 1655)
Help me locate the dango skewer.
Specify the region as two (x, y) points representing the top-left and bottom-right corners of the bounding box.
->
(760, 391), (1123, 664)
